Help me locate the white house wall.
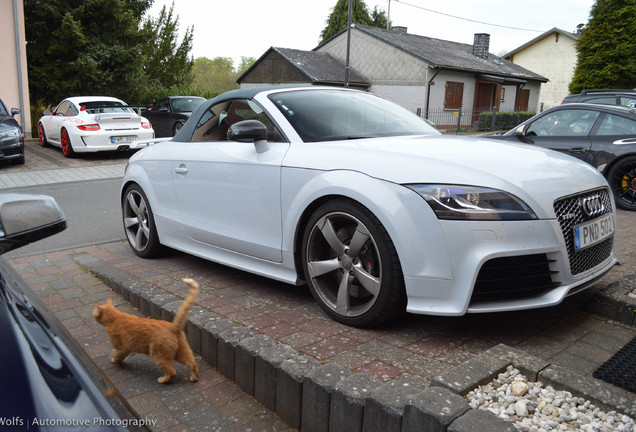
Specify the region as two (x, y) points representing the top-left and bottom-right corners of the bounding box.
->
(508, 33), (577, 109)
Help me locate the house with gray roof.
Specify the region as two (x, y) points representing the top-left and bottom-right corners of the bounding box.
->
(504, 28), (579, 109)
(238, 24), (547, 129)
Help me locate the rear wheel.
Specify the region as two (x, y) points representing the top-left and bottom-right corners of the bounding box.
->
(301, 200), (406, 327)
(607, 156), (636, 211)
(173, 121), (184, 136)
(38, 123), (49, 147)
(60, 129), (75, 158)
(122, 184), (163, 258)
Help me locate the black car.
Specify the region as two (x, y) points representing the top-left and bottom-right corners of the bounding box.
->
(142, 96), (205, 137)
(0, 98), (25, 165)
(0, 193), (149, 431)
(562, 89), (636, 108)
(487, 103), (636, 211)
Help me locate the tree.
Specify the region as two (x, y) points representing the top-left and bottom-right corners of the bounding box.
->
(190, 56), (257, 93)
(140, 2), (194, 89)
(25, 0), (153, 105)
(569, 0), (636, 93)
(320, 0), (389, 43)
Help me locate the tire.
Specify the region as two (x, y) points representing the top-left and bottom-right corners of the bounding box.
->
(607, 156), (636, 211)
(38, 123), (49, 147)
(173, 121), (184, 136)
(60, 128), (75, 158)
(301, 199), (406, 327)
(122, 184), (163, 258)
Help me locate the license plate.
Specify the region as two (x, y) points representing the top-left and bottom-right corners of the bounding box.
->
(573, 214), (614, 250)
(111, 136), (136, 144)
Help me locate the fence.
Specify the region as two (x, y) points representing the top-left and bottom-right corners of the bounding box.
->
(413, 107), (536, 134)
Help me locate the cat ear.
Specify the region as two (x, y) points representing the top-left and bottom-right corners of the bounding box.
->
(106, 298), (113, 305)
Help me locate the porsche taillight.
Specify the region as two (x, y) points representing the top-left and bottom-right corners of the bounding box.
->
(78, 124), (100, 131)
(142, 121), (152, 129)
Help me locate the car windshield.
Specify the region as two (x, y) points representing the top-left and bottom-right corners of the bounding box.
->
(171, 97), (205, 113)
(268, 89), (438, 142)
(80, 101), (134, 114)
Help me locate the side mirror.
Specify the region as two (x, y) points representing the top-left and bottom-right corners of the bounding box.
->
(10, 108), (20, 117)
(227, 120), (270, 153)
(0, 194), (67, 254)
(515, 124), (528, 137)
(43, 109), (53, 116)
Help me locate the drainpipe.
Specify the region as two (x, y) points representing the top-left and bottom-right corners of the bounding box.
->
(13, 0), (26, 135)
(516, 83), (526, 112)
(425, 67), (440, 120)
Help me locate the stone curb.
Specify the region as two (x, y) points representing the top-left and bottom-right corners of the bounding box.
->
(584, 272), (636, 327)
(75, 254), (636, 431)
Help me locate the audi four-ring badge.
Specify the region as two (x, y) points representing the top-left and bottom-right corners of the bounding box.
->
(121, 86), (618, 327)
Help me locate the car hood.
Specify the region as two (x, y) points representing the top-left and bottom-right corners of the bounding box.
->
(283, 135), (609, 219)
(0, 114), (19, 129)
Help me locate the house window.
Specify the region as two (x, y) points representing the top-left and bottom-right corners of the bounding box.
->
(444, 81), (464, 109)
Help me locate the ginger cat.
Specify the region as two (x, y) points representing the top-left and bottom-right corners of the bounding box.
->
(93, 278), (200, 384)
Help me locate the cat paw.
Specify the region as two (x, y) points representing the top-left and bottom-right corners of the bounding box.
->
(189, 376), (198, 383)
(158, 376), (172, 384)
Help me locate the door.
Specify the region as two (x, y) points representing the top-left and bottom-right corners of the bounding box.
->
(472, 83), (496, 123)
(519, 108), (600, 161)
(171, 98), (289, 262)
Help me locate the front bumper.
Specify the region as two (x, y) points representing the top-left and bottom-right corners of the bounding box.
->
(403, 188), (617, 316)
(0, 138), (24, 160)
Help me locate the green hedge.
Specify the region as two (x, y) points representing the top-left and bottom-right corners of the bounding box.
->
(477, 111), (535, 131)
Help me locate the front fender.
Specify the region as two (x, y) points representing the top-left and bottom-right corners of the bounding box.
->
(280, 168), (455, 281)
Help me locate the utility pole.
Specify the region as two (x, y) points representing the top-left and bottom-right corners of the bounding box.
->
(387, 0), (391, 29)
(344, 0), (352, 87)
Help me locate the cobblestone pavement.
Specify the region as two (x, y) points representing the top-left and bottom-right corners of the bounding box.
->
(3, 139), (636, 430)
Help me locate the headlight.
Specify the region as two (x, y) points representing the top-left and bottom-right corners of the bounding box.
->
(0, 127), (20, 139)
(407, 184), (537, 221)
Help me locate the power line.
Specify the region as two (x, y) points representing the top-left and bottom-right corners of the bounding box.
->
(392, 0), (544, 32)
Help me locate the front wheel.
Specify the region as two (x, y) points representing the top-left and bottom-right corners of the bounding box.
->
(607, 156), (636, 211)
(60, 128), (75, 158)
(38, 123), (49, 147)
(173, 121), (184, 136)
(122, 184), (163, 257)
(301, 200), (406, 327)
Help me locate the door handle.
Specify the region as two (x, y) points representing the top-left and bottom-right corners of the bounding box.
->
(567, 148), (586, 154)
(175, 164), (188, 175)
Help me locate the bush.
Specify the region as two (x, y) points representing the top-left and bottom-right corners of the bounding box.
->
(477, 111), (535, 131)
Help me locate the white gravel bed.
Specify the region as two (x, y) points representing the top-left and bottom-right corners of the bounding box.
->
(465, 365), (636, 432)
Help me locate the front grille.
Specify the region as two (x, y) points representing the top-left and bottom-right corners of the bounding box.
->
(472, 254), (559, 302)
(553, 188), (614, 276)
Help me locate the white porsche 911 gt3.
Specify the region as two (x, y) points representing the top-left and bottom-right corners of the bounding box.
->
(38, 96), (154, 157)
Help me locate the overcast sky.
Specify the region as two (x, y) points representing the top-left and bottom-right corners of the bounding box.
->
(147, 0), (595, 65)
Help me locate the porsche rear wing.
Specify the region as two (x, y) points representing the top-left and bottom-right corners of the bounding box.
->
(79, 104), (150, 115)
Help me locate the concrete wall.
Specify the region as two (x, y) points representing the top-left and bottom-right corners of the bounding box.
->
(0, 0), (31, 138)
(507, 32), (578, 110)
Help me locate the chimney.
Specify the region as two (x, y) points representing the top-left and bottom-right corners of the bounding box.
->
(392, 26), (407, 33)
(473, 33), (490, 59)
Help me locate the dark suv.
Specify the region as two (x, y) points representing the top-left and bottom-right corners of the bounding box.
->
(0, 98), (24, 165)
(562, 89), (636, 108)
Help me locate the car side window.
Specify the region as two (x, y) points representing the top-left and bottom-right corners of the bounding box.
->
(191, 99), (283, 142)
(585, 96), (617, 105)
(527, 110), (600, 137)
(154, 99), (170, 112)
(55, 101), (71, 116)
(620, 97), (636, 108)
(594, 114), (636, 136)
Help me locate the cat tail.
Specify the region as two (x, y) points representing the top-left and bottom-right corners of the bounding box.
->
(172, 278), (200, 331)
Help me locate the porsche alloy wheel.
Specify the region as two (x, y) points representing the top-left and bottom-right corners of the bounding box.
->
(38, 124), (48, 147)
(60, 129), (75, 158)
(608, 156), (636, 211)
(302, 200), (405, 327)
(122, 184), (162, 258)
